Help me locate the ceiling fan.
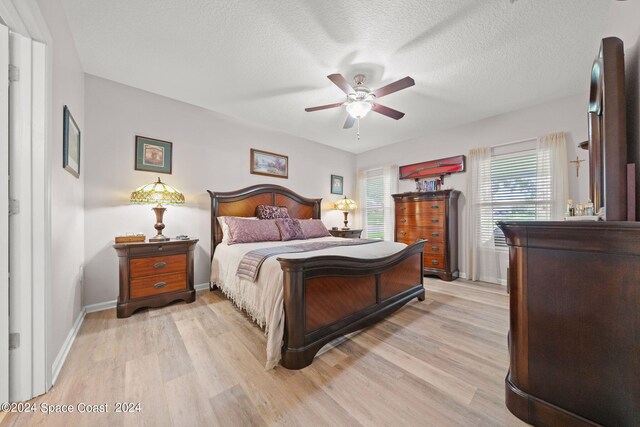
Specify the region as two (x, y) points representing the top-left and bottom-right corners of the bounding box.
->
(305, 73), (415, 138)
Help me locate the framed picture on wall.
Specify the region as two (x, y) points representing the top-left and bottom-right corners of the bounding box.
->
(250, 148), (288, 179)
(63, 105), (81, 178)
(331, 174), (343, 195)
(135, 135), (173, 174)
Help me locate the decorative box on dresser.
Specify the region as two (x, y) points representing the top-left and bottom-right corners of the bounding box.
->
(392, 190), (460, 281)
(113, 239), (198, 318)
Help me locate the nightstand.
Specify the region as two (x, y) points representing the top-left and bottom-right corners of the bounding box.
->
(328, 229), (363, 238)
(113, 239), (198, 318)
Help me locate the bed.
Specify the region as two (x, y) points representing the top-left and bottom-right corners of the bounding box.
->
(207, 184), (425, 369)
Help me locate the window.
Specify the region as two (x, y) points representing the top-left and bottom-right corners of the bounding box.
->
(358, 166), (397, 241)
(483, 150), (551, 246)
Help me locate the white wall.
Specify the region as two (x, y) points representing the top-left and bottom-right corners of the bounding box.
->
(357, 92), (590, 283)
(36, 0), (85, 375)
(83, 75), (356, 306)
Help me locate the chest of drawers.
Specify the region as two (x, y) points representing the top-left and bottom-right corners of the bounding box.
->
(113, 239), (198, 318)
(392, 191), (460, 281)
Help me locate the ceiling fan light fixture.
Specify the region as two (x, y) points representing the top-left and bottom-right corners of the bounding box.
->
(346, 100), (372, 118)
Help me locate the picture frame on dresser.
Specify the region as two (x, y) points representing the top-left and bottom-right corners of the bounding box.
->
(63, 105), (81, 178)
(135, 135), (173, 174)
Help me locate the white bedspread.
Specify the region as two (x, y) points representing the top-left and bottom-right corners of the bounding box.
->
(210, 236), (407, 369)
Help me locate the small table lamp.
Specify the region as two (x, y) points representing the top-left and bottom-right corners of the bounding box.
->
(335, 196), (357, 230)
(130, 177), (185, 242)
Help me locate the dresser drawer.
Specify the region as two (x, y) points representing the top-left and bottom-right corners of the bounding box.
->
(130, 254), (186, 279)
(424, 243), (446, 255)
(424, 254), (446, 269)
(396, 227), (445, 243)
(396, 200), (445, 215)
(397, 214), (445, 227)
(130, 272), (187, 299)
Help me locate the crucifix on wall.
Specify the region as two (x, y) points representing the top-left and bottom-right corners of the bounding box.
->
(569, 156), (585, 177)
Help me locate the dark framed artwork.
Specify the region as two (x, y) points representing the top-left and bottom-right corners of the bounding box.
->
(63, 105), (81, 178)
(250, 148), (288, 179)
(135, 135), (173, 174)
(331, 174), (344, 195)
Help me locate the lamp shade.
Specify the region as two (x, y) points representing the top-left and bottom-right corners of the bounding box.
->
(130, 177), (185, 205)
(335, 196), (357, 211)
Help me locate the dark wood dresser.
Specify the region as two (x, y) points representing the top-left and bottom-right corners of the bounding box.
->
(498, 221), (640, 426)
(113, 239), (198, 318)
(392, 190), (460, 281)
(328, 228), (362, 238)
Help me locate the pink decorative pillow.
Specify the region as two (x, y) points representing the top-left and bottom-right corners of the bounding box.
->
(225, 217), (281, 245)
(275, 218), (305, 241)
(298, 219), (331, 239)
(256, 205), (290, 220)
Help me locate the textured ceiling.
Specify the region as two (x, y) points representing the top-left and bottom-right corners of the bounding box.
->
(61, 0), (611, 153)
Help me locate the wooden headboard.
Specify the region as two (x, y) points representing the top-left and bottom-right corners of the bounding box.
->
(207, 184), (322, 258)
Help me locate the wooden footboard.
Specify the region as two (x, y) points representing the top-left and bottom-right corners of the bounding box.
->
(277, 241), (425, 369)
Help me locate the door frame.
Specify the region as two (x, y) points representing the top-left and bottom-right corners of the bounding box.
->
(0, 0), (53, 398)
(0, 21), (9, 406)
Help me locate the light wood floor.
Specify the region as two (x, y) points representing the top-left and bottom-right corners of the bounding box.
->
(1, 278), (527, 427)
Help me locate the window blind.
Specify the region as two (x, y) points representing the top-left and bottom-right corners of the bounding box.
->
(365, 169), (385, 239)
(479, 150), (551, 247)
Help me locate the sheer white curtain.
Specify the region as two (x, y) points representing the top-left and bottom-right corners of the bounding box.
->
(466, 147), (499, 282)
(382, 164), (399, 241)
(537, 132), (568, 220)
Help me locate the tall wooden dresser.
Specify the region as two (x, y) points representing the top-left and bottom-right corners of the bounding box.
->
(392, 190), (460, 281)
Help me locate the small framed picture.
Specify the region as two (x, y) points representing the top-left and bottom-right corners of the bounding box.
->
(250, 148), (288, 179)
(331, 175), (343, 195)
(63, 105), (81, 178)
(135, 136), (173, 174)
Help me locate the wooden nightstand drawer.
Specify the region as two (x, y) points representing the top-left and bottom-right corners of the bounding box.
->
(130, 254), (186, 279)
(129, 243), (185, 257)
(130, 272), (187, 299)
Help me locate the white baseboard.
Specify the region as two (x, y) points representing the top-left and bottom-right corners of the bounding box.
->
(194, 282), (210, 291)
(458, 272), (467, 279)
(51, 307), (85, 385)
(84, 299), (116, 313)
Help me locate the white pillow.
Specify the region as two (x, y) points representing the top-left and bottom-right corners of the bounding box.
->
(217, 216), (257, 244)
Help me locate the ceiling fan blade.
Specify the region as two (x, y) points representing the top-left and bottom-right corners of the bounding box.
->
(343, 115), (355, 129)
(372, 103), (405, 120)
(372, 76), (415, 98)
(327, 74), (354, 95)
(305, 102), (344, 112)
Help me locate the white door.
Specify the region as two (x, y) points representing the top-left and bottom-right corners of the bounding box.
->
(0, 22), (10, 405)
(8, 31), (35, 402)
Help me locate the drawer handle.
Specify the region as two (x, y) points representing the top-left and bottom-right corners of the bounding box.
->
(154, 282), (167, 289)
(431, 205), (439, 209)
(431, 246), (439, 251)
(431, 218), (439, 223)
(157, 246), (163, 251)
(399, 231), (407, 236)
(400, 218), (407, 223)
(431, 232), (440, 237)
(399, 206), (407, 211)
(431, 260), (439, 266)
(153, 262), (167, 269)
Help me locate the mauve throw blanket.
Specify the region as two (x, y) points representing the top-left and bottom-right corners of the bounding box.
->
(237, 239), (381, 282)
